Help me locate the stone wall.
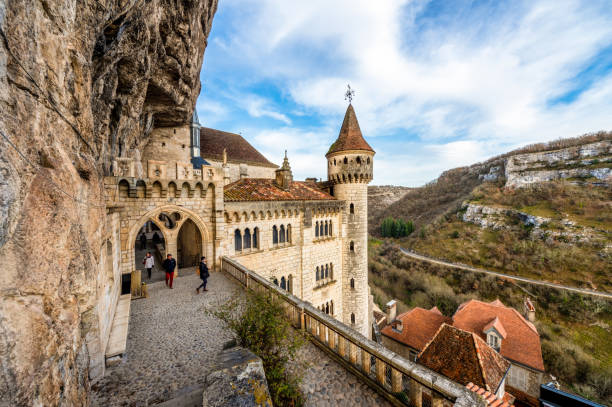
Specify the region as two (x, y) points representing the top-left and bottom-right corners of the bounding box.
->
(206, 158), (277, 183)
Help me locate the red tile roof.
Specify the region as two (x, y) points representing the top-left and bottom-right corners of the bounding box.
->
(483, 317), (507, 339)
(466, 383), (514, 407)
(418, 324), (510, 393)
(223, 178), (337, 202)
(200, 127), (278, 168)
(326, 104), (374, 156)
(453, 300), (544, 371)
(381, 307), (452, 352)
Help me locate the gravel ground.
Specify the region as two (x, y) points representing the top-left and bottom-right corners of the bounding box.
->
(91, 271), (391, 406)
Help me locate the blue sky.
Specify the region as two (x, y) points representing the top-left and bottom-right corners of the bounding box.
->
(196, 0), (612, 186)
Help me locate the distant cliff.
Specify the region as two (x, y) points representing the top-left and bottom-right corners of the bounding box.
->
(0, 1), (217, 405)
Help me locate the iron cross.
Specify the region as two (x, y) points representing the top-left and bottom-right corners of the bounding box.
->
(345, 84), (355, 104)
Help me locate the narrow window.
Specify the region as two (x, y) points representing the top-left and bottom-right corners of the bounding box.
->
(343, 157), (348, 164)
(325, 303), (329, 314)
(329, 221), (333, 236)
(273, 225), (278, 245)
(244, 228), (251, 249)
(330, 300), (334, 315)
(325, 264), (329, 279)
(315, 221), (319, 237)
(334, 159), (336, 165)
(351, 313), (355, 324)
(350, 278), (355, 289)
(350, 203), (354, 214)
(316, 267), (320, 281)
(279, 225), (286, 243)
(273, 278), (279, 286)
(367, 157), (370, 164)
(253, 227), (259, 249)
(324, 220), (329, 236)
(350, 241), (354, 252)
(286, 224), (291, 244)
(319, 222), (324, 236)
(234, 229), (242, 251)
(280, 276), (286, 290)
(356, 156), (361, 164)
(330, 264), (333, 280)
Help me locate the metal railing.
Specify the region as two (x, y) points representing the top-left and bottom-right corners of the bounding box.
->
(221, 256), (484, 407)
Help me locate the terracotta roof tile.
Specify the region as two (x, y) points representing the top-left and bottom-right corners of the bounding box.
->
(200, 127), (278, 168)
(467, 383), (515, 407)
(223, 178), (336, 202)
(452, 299), (544, 371)
(381, 307), (451, 351)
(417, 324), (510, 393)
(326, 104), (374, 156)
(483, 317), (507, 339)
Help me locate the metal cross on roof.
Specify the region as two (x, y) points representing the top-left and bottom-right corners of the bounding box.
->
(344, 84), (355, 104)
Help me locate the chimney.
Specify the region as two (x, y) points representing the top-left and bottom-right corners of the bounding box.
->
(385, 300), (397, 323)
(239, 163), (248, 179)
(524, 298), (536, 322)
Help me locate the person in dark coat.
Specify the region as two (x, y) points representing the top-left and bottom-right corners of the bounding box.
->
(140, 233), (147, 250)
(152, 231), (161, 244)
(162, 254), (176, 289)
(196, 257), (209, 294)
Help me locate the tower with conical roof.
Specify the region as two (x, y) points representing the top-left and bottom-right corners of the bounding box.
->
(326, 103), (374, 338)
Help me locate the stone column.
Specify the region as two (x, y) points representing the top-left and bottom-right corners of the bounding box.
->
(410, 379), (422, 407)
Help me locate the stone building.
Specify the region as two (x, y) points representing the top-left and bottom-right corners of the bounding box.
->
(96, 103), (375, 376)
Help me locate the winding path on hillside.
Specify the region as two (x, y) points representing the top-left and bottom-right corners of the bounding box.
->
(91, 272), (391, 406)
(400, 247), (612, 299)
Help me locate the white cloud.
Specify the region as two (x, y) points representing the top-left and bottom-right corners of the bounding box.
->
(202, 0), (612, 185)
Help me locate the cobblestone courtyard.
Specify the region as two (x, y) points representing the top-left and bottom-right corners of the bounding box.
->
(91, 271), (390, 406)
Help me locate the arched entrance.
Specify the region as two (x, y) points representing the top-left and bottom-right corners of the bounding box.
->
(134, 220), (167, 282)
(177, 218), (202, 269)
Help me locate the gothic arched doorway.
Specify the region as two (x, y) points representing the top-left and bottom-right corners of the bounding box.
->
(177, 218), (202, 269)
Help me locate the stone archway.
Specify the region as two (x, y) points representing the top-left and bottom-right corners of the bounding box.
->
(177, 218), (202, 269)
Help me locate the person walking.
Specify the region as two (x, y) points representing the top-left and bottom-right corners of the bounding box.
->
(196, 257), (209, 294)
(140, 233), (147, 250)
(143, 252), (154, 280)
(162, 254), (176, 289)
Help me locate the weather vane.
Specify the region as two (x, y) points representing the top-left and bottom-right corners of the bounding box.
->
(344, 84), (355, 104)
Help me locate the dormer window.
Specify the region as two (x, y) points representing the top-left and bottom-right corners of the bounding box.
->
(487, 332), (501, 351)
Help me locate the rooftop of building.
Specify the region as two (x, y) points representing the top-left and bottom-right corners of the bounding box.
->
(418, 324), (511, 394)
(381, 306), (452, 351)
(224, 178), (337, 202)
(326, 104), (374, 156)
(199, 127), (278, 168)
(453, 299), (544, 371)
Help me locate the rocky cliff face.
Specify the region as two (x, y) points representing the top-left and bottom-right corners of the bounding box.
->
(0, 1), (217, 405)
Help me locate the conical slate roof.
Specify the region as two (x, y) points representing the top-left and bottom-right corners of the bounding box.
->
(326, 104), (374, 156)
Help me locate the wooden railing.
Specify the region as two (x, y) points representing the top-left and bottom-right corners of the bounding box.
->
(221, 256), (485, 407)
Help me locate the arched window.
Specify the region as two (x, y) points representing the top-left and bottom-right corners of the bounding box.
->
(350, 241), (354, 252)
(280, 276), (286, 290)
(350, 278), (355, 289)
(244, 228), (251, 249)
(279, 225), (286, 243)
(286, 224), (291, 243)
(319, 222), (324, 237)
(350, 203), (354, 214)
(325, 303), (329, 314)
(325, 264), (329, 279)
(367, 157), (371, 164)
(324, 221), (328, 236)
(343, 157), (348, 164)
(329, 221), (333, 236)
(334, 159), (336, 165)
(356, 156), (361, 164)
(234, 229), (242, 251)
(273, 278), (279, 286)
(272, 225), (278, 245)
(315, 221), (319, 237)
(351, 313), (355, 324)
(316, 267), (320, 281)
(330, 264), (333, 280)
(253, 227), (259, 249)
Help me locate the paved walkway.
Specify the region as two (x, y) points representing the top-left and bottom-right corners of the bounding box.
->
(400, 247), (612, 298)
(91, 271), (391, 406)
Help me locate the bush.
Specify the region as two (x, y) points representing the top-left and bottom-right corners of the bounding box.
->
(381, 216), (415, 238)
(212, 291), (305, 406)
